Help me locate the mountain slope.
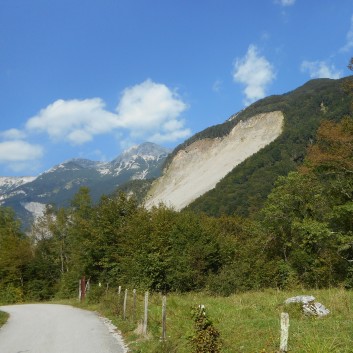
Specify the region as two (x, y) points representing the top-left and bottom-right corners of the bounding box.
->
(145, 111), (284, 210)
(0, 177), (36, 202)
(146, 77), (352, 216)
(0, 142), (170, 228)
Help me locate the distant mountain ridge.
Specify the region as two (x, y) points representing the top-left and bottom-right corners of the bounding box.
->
(0, 142), (170, 228)
(0, 176), (37, 201)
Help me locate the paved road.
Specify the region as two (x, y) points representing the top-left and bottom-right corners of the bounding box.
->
(0, 304), (127, 353)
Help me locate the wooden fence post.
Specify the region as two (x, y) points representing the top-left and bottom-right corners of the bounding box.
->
(80, 276), (86, 302)
(143, 291), (149, 336)
(133, 289), (137, 321)
(280, 312), (289, 353)
(161, 295), (167, 341)
(123, 289), (128, 320)
(78, 280), (81, 301)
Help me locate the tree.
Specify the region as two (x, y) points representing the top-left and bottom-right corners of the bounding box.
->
(0, 207), (32, 303)
(342, 57), (353, 112)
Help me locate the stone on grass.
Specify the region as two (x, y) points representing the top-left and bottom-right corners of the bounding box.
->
(284, 295), (330, 317)
(284, 295), (315, 304)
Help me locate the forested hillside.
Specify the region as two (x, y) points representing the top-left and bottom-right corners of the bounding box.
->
(187, 76), (352, 216)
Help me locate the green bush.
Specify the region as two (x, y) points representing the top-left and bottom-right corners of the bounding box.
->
(190, 305), (222, 353)
(56, 272), (80, 299)
(86, 284), (106, 304)
(0, 285), (23, 304)
(25, 279), (57, 301)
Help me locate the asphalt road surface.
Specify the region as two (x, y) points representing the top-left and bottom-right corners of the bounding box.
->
(0, 304), (127, 353)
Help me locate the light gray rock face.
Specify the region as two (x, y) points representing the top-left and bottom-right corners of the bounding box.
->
(284, 295), (316, 304)
(302, 302), (330, 317)
(285, 295), (330, 317)
(146, 111), (284, 210)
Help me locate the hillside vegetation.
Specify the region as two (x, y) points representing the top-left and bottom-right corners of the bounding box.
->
(187, 77), (352, 216)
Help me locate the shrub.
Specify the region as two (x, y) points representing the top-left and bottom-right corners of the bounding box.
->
(190, 305), (222, 353)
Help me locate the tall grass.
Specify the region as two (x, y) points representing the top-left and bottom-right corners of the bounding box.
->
(0, 311), (9, 328)
(80, 287), (352, 353)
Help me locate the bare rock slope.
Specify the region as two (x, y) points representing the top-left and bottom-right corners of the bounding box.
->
(145, 111), (284, 210)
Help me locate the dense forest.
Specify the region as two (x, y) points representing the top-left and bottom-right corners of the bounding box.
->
(0, 61), (352, 303)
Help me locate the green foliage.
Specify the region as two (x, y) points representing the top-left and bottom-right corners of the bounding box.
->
(119, 207), (223, 292)
(205, 217), (274, 295)
(190, 305), (222, 353)
(86, 284), (106, 304)
(0, 284), (23, 304)
(0, 310), (9, 327)
(0, 207), (33, 302)
(56, 271), (81, 299)
(258, 116), (353, 289)
(116, 179), (155, 204)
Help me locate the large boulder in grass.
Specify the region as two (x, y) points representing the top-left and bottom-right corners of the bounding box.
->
(284, 295), (315, 304)
(285, 295), (330, 317)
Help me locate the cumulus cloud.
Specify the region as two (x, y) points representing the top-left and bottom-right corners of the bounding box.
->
(275, 0), (296, 6)
(0, 140), (43, 172)
(233, 45), (276, 105)
(116, 79), (187, 131)
(26, 98), (118, 145)
(0, 140), (43, 162)
(301, 60), (342, 79)
(341, 14), (353, 52)
(26, 79), (189, 146)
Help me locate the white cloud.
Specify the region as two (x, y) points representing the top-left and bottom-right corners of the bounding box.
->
(233, 45), (276, 105)
(275, 0), (296, 6)
(0, 140), (43, 172)
(116, 79), (187, 131)
(148, 128), (192, 144)
(26, 98), (118, 145)
(301, 60), (342, 79)
(341, 15), (353, 52)
(25, 79), (189, 146)
(0, 128), (26, 140)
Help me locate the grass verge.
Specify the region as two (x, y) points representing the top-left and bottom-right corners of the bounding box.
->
(69, 287), (353, 353)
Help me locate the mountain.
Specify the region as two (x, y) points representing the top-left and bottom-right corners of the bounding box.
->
(145, 111), (284, 210)
(145, 77), (352, 216)
(0, 142), (170, 228)
(0, 176), (37, 200)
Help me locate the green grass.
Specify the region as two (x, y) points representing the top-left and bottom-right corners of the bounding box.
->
(74, 288), (353, 353)
(0, 311), (9, 328)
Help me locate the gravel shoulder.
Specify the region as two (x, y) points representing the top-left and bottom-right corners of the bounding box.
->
(0, 303), (128, 353)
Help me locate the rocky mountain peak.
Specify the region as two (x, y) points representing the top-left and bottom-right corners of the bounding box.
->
(112, 142), (171, 165)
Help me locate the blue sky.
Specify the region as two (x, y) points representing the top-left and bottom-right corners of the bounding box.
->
(0, 0), (352, 176)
